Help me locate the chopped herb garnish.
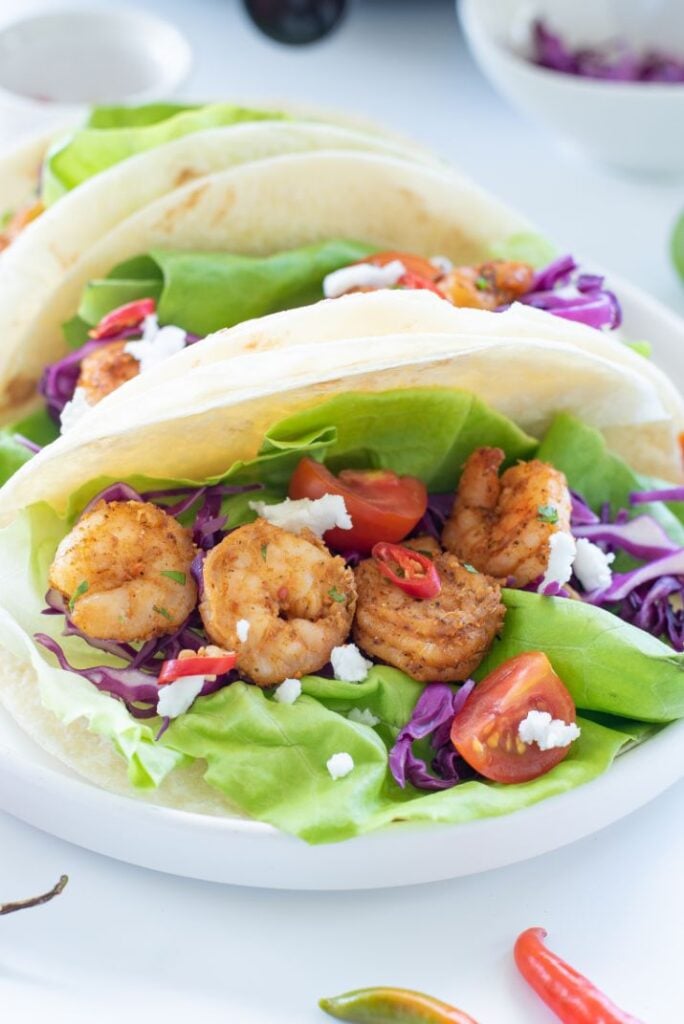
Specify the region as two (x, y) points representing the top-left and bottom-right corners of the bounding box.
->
(475, 275), (490, 291)
(261, 543), (268, 562)
(464, 563), (478, 574)
(161, 570), (187, 585)
(68, 580), (89, 611)
(537, 504), (559, 524)
(328, 587), (346, 603)
(153, 605), (172, 621)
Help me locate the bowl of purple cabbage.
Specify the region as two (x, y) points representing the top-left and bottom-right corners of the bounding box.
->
(459, 0), (684, 174)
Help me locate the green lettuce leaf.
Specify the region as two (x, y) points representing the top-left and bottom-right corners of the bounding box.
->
(43, 103), (288, 204)
(0, 407), (59, 488)
(539, 413), (684, 542)
(480, 590), (684, 722)
(63, 388), (538, 519)
(162, 673), (630, 844)
(490, 232), (557, 268)
(65, 241), (376, 345)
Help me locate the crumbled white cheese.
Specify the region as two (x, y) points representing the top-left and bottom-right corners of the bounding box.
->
(323, 260), (406, 299)
(60, 386), (92, 434)
(124, 314), (186, 373)
(518, 710), (581, 751)
(539, 531), (577, 593)
(331, 643), (372, 683)
(274, 677), (301, 705)
(249, 494), (352, 538)
(348, 707), (380, 727)
(572, 538), (615, 592)
(157, 675), (205, 719)
(429, 254), (453, 274)
(236, 618), (251, 643)
(326, 751), (355, 780)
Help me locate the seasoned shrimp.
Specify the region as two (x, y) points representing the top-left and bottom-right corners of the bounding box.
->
(442, 447), (572, 587)
(438, 260), (535, 311)
(77, 341), (140, 405)
(353, 549), (505, 683)
(199, 519), (356, 686)
(49, 501), (198, 642)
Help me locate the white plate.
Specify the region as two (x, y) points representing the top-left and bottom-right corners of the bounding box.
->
(0, 272), (683, 890)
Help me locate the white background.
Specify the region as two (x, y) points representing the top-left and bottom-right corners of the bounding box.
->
(1, 1), (683, 1021)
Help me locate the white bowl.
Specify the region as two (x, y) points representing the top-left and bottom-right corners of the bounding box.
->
(459, 0), (684, 175)
(0, 6), (192, 142)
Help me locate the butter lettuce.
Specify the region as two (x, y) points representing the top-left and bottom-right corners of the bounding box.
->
(163, 674), (630, 844)
(65, 241), (376, 345)
(43, 102), (287, 204)
(0, 408), (59, 489)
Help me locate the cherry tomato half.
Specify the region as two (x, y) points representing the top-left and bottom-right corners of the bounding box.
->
(288, 458), (427, 553)
(363, 250), (442, 281)
(89, 298), (157, 340)
(450, 652), (577, 784)
(158, 653), (236, 685)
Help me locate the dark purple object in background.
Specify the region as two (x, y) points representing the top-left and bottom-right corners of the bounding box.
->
(243, 0), (347, 45)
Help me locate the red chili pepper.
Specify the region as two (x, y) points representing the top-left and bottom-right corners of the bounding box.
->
(319, 986), (480, 1023)
(158, 653), (236, 685)
(372, 542), (441, 600)
(398, 270), (446, 296)
(88, 298), (157, 340)
(514, 928), (644, 1024)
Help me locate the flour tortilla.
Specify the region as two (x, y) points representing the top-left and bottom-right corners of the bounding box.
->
(0, 326), (677, 811)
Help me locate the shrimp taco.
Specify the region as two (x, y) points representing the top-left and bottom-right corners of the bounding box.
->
(2, 144), (677, 493)
(0, 311), (683, 845)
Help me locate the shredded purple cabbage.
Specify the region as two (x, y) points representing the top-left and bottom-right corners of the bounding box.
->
(413, 492), (454, 543)
(12, 434), (42, 454)
(517, 255), (621, 331)
(570, 487), (684, 650)
(389, 680), (475, 791)
(532, 20), (684, 83)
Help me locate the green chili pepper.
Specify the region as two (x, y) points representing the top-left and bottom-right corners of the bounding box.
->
(319, 987), (480, 1023)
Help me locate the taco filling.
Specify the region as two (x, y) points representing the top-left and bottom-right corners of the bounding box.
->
(1, 243), (621, 487)
(7, 388), (683, 844)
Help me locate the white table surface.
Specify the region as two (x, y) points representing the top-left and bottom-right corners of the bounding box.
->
(1, 1), (683, 1021)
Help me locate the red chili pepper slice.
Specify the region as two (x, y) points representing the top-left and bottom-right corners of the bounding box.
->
(88, 298), (157, 340)
(398, 270), (446, 296)
(319, 986), (480, 1023)
(372, 542), (441, 600)
(158, 653), (236, 685)
(514, 928), (644, 1024)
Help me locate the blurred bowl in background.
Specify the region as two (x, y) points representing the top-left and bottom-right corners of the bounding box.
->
(0, 7), (192, 144)
(459, 0), (684, 175)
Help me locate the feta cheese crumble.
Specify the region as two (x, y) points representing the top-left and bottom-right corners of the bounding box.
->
(348, 707), (380, 727)
(249, 494), (352, 538)
(572, 538), (615, 592)
(124, 314), (187, 373)
(539, 531), (576, 593)
(326, 751), (355, 780)
(60, 386), (92, 434)
(331, 643), (372, 683)
(323, 260), (406, 299)
(518, 710), (581, 751)
(429, 254), (453, 274)
(236, 618), (251, 643)
(157, 675), (205, 719)
(274, 677), (301, 705)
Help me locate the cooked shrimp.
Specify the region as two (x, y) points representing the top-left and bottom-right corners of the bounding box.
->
(199, 519), (356, 686)
(77, 341), (140, 405)
(353, 550), (505, 683)
(49, 500), (197, 642)
(442, 447), (572, 587)
(438, 260), (535, 311)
